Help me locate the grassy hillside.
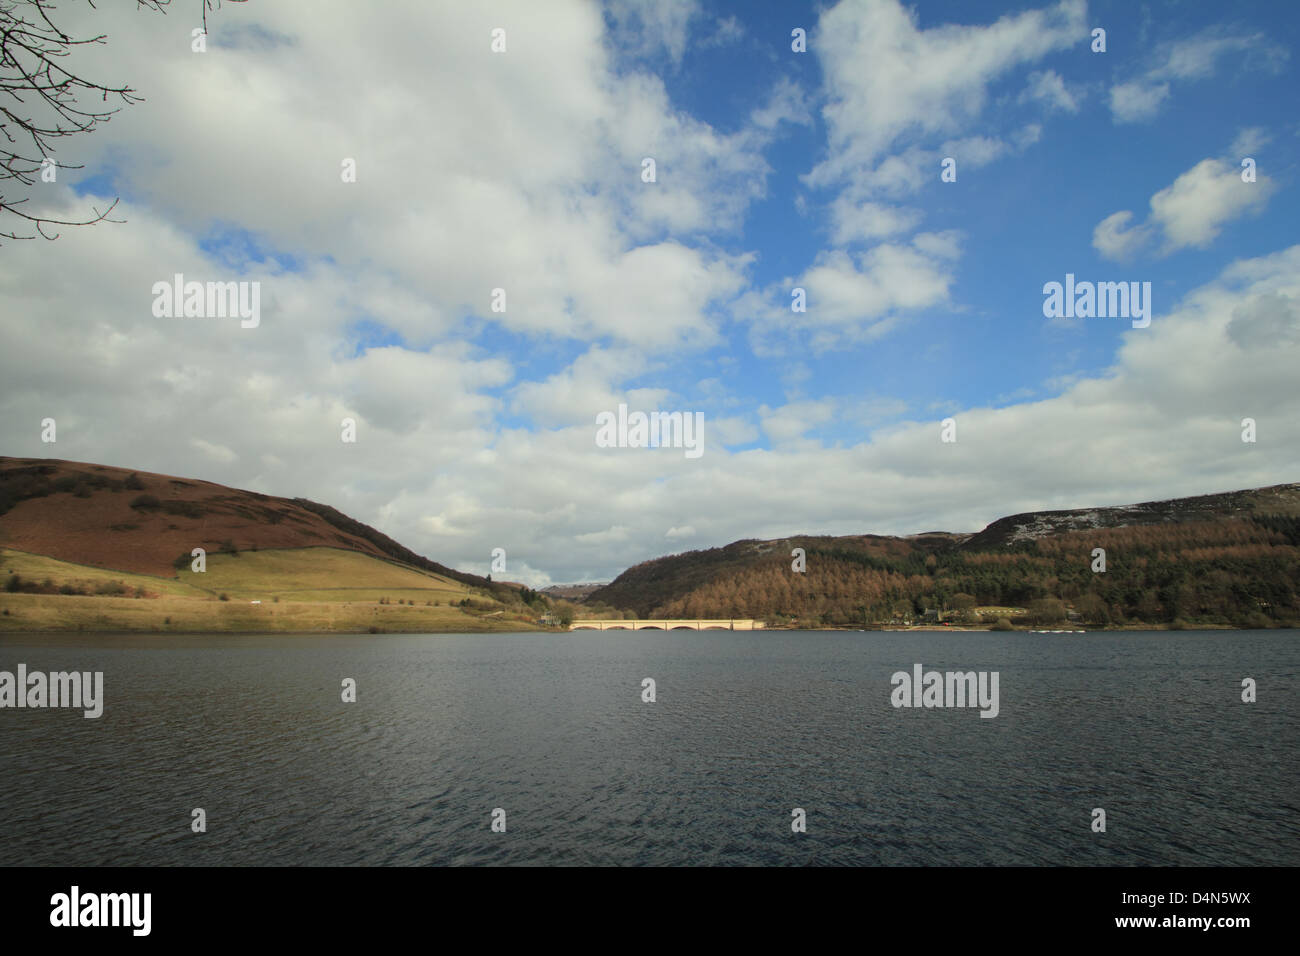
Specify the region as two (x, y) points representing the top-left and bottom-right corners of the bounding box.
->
(0, 547), (208, 597)
(0, 546), (544, 633)
(172, 547), (466, 599)
(0, 591), (534, 633)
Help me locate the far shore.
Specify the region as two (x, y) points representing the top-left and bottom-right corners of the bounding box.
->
(2, 621), (1290, 636)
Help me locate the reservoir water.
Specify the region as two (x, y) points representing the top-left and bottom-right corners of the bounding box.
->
(1, 629), (1295, 866)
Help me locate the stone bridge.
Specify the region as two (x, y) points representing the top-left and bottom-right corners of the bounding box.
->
(570, 619), (764, 630)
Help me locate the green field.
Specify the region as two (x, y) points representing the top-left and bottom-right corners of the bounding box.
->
(173, 547), (469, 601)
(1, 548), (205, 597)
(0, 547), (546, 633)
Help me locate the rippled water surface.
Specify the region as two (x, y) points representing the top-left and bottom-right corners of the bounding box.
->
(1, 630), (1296, 866)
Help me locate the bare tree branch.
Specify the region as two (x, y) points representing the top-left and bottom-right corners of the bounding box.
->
(0, 0), (246, 245)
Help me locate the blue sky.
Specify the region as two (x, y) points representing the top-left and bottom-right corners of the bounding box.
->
(2, 0), (1299, 584)
(596, 0), (1299, 448)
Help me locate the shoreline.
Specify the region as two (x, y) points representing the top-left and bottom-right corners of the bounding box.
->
(1, 623), (1292, 636)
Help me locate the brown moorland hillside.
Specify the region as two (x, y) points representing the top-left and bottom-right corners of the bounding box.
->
(0, 457), (500, 595)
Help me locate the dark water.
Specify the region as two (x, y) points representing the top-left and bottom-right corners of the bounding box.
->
(0, 630), (1295, 866)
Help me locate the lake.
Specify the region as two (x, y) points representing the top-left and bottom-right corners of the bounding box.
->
(1, 629), (1295, 866)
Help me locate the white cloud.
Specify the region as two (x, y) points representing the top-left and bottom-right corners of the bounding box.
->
(604, 0), (700, 65)
(750, 76), (813, 131)
(1150, 159), (1275, 252)
(700, 15), (744, 50)
(1225, 292), (1300, 350)
(830, 199), (923, 244)
(759, 399), (836, 445)
(735, 232), (958, 354)
(710, 415), (760, 447)
(1230, 126), (1272, 157)
(807, 0), (1085, 187)
(25, 0), (782, 358)
(911, 230), (963, 261)
(1020, 69), (1081, 112)
(1094, 157), (1276, 260)
(1109, 80), (1171, 123)
(788, 0), (1080, 351)
(1092, 210), (1154, 261)
(190, 439), (238, 464)
(1109, 30), (1287, 123)
(509, 346), (668, 429)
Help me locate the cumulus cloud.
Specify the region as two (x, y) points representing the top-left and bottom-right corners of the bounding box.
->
(1092, 210), (1155, 262)
(508, 346), (668, 429)
(829, 199), (923, 245)
(24, 0), (784, 359)
(807, 0), (1085, 186)
(1109, 81), (1171, 124)
(737, 234), (959, 352)
(789, 0), (1082, 348)
(1094, 156), (1276, 260)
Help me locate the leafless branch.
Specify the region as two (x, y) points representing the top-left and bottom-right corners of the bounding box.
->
(0, 0), (246, 245)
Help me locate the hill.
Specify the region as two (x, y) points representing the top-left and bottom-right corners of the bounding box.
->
(0, 457), (549, 632)
(541, 583), (609, 600)
(0, 456), (507, 584)
(587, 483), (1300, 628)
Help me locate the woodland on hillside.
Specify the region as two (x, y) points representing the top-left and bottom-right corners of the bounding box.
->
(592, 516), (1300, 628)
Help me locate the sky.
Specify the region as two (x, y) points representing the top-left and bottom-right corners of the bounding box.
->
(2, 0), (1298, 586)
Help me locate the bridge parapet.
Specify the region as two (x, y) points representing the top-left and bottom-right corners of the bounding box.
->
(569, 619), (764, 631)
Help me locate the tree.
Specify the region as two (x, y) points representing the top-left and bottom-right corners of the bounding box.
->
(1074, 592), (1110, 625)
(1027, 597), (1066, 625)
(950, 592), (977, 611)
(1, 0), (244, 242)
(552, 600), (576, 628)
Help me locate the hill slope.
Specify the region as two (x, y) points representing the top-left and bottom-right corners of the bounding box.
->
(0, 456), (501, 589)
(0, 457), (549, 632)
(588, 483), (1300, 627)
